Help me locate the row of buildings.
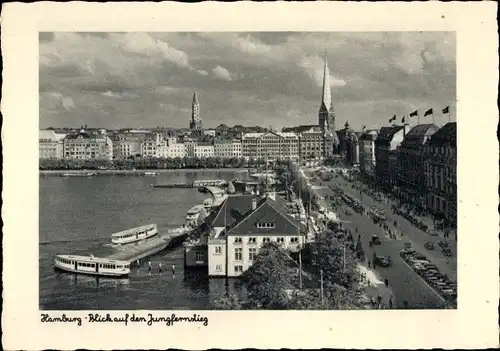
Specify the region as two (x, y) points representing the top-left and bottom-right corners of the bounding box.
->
(356, 122), (457, 227)
(39, 127), (342, 162)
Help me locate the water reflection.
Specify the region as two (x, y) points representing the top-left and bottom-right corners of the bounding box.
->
(56, 271), (130, 289)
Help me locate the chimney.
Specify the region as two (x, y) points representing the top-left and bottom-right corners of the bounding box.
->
(252, 196), (257, 211)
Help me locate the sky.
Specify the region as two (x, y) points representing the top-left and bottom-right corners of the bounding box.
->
(39, 32), (456, 131)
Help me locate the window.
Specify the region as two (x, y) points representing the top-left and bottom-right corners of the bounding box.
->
(277, 237), (285, 244)
(196, 251), (205, 263)
(234, 248), (243, 261)
(234, 237), (242, 244)
(290, 237), (299, 244)
(257, 222), (275, 228)
(262, 238), (270, 244)
(234, 265), (243, 273)
(215, 246), (222, 254)
(216, 264), (222, 272)
(249, 248), (257, 261)
(248, 237), (257, 244)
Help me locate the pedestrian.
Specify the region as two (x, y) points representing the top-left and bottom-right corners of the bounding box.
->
(172, 264), (176, 275)
(377, 294), (382, 305)
(158, 262), (162, 273)
(136, 259), (140, 268)
(148, 261), (152, 273)
(389, 297), (393, 309)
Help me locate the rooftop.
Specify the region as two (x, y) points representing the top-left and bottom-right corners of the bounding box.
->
(426, 122), (457, 147)
(376, 125), (405, 143)
(401, 123), (439, 148)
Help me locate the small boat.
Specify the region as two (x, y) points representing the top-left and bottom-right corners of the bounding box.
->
(203, 198), (213, 212)
(167, 226), (192, 235)
(185, 205), (205, 227)
(60, 172), (96, 177)
(110, 224), (158, 245)
(54, 254), (130, 277)
(144, 171), (157, 176)
(192, 179), (227, 187)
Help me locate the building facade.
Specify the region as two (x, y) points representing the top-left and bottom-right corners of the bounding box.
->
(39, 130), (65, 159)
(63, 128), (113, 160)
(111, 132), (149, 159)
(374, 125), (408, 192)
(397, 124), (439, 210)
(194, 143), (215, 158)
(214, 139), (242, 159)
(242, 131), (299, 161)
(189, 91), (202, 131)
(157, 137), (187, 158)
(206, 192), (304, 277)
(424, 122), (457, 227)
(359, 129), (378, 181)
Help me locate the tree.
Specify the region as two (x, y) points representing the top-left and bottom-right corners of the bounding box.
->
(305, 230), (359, 290)
(211, 294), (242, 310)
(241, 242), (292, 309)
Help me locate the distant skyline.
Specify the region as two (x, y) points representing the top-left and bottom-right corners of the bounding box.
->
(39, 32), (456, 131)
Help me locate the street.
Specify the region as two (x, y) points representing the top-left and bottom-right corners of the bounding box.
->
(306, 172), (453, 308)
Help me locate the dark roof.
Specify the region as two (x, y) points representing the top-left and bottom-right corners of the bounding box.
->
(207, 193), (301, 237)
(207, 194), (254, 228)
(376, 126), (404, 143)
(226, 196), (300, 236)
(426, 122), (457, 147)
(401, 124), (439, 148)
(65, 132), (106, 140)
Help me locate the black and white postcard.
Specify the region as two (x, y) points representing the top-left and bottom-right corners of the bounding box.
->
(2, 2), (498, 350)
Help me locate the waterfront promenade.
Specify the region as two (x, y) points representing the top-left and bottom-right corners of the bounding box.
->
(40, 168), (249, 176)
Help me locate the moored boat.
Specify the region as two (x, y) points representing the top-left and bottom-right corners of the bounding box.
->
(60, 172), (96, 177)
(185, 205), (205, 227)
(54, 254), (130, 277)
(110, 224), (158, 245)
(203, 198), (213, 212)
(144, 171), (157, 176)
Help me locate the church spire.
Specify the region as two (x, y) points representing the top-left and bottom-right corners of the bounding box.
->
(192, 91), (199, 105)
(321, 50), (332, 113)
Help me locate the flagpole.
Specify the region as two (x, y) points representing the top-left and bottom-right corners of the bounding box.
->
(418, 113), (420, 125)
(432, 112), (435, 125)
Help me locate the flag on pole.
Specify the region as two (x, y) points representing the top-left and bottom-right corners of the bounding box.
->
(409, 110), (418, 117)
(424, 108), (433, 116)
(442, 106), (449, 114)
(401, 116), (406, 123)
(389, 115), (396, 123)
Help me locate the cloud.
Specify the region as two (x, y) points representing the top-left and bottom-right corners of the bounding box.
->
(298, 55), (347, 88)
(39, 32), (456, 130)
(45, 92), (76, 111)
(101, 91), (139, 99)
(212, 65), (233, 81)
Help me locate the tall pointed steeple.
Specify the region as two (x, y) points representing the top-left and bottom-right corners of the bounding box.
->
(321, 49), (332, 113)
(190, 91), (202, 131)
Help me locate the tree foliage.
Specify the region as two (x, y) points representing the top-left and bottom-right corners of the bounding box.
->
(241, 242), (292, 309)
(211, 294), (242, 310)
(39, 156), (269, 170)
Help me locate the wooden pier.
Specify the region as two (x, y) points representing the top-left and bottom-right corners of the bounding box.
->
(105, 232), (189, 264)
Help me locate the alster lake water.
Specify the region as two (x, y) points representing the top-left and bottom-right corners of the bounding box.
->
(39, 170), (248, 310)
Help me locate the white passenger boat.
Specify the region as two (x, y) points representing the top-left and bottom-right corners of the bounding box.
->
(110, 224), (158, 245)
(185, 205), (205, 227)
(144, 171), (157, 176)
(54, 254), (130, 277)
(203, 198), (213, 212)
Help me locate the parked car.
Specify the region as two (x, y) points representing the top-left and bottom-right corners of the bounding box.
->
(438, 240), (449, 248)
(424, 241), (435, 250)
(374, 255), (392, 267)
(371, 234), (382, 245)
(442, 248), (453, 257)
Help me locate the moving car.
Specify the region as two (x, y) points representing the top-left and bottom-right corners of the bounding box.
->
(424, 241), (435, 250)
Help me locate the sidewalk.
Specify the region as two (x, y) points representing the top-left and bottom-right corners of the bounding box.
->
(357, 264), (394, 309)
